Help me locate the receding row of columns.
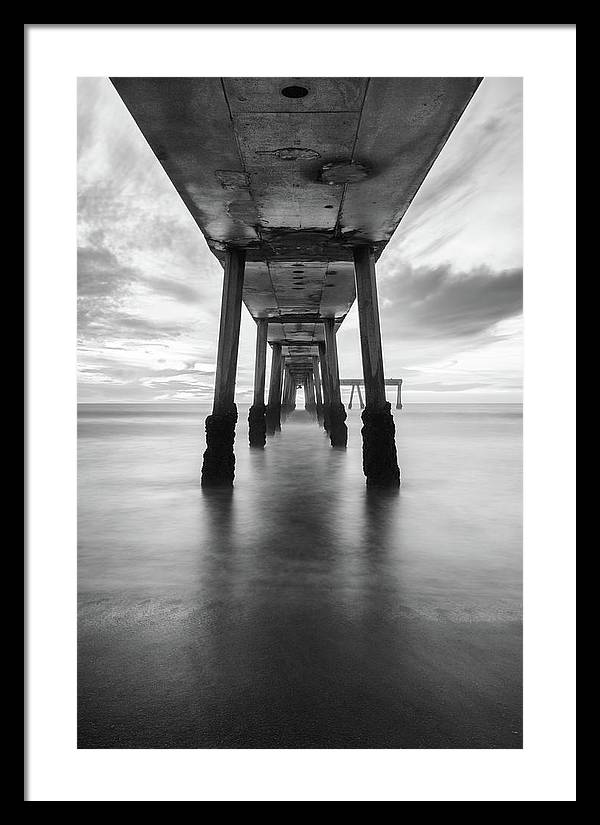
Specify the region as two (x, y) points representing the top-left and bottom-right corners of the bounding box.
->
(201, 245), (400, 489)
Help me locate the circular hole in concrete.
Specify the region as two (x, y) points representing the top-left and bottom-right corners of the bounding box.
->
(281, 85), (309, 99)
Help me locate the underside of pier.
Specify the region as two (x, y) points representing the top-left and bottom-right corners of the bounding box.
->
(112, 77), (481, 486)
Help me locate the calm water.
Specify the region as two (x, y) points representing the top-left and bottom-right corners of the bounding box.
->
(78, 403), (522, 748)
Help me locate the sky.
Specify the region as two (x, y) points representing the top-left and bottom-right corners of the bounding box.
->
(77, 77), (522, 404)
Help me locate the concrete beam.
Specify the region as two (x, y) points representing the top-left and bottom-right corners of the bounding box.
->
(266, 314), (345, 326)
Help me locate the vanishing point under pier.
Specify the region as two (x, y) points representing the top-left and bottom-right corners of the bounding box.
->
(111, 77), (481, 487)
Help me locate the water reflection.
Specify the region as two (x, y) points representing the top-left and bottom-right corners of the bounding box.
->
(78, 403), (523, 748)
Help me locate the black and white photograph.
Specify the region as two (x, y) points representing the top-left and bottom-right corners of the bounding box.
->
(26, 25), (576, 802)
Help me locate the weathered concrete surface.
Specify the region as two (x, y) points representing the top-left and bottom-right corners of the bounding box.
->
(249, 319), (268, 447)
(200, 407), (238, 487)
(201, 248), (245, 486)
(111, 78), (481, 377)
(353, 244), (400, 486)
(266, 343), (283, 435)
(324, 318), (348, 447)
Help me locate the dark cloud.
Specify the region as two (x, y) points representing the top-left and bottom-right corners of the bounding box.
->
(78, 245), (202, 304)
(78, 245), (135, 299)
(143, 275), (202, 304)
(78, 242), (204, 344)
(380, 263), (522, 341)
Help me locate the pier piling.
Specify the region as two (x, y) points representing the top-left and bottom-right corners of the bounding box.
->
(266, 343), (283, 435)
(248, 318), (268, 447)
(201, 248), (245, 487)
(312, 356), (324, 425)
(324, 318), (348, 448)
(353, 246), (400, 487)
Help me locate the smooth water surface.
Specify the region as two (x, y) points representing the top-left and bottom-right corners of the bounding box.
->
(78, 403), (522, 748)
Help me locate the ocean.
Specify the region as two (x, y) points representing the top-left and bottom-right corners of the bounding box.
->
(78, 402), (522, 748)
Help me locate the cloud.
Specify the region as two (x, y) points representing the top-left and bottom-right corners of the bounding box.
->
(142, 275), (202, 304)
(77, 242), (207, 346)
(78, 244), (203, 305)
(383, 78), (522, 273)
(379, 263), (522, 341)
(403, 381), (490, 393)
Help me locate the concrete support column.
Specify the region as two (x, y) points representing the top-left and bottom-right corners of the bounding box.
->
(353, 245), (400, 487)
(201, 248), (246, 487)
(312, 355), (324, 426)
(266, 343), (283, 435)
(291, 380), (297, 410)
(280, 367), (288, 423)
(281, 367), (293, 423)
(323, 318), (347, 448)
(287, 370), (296, 408)
(248, 318), (268, 448)
(282, 366), (290, 398)
(306, 370), (317, 419)
(318, 342), (331, 434)
(396, 380), (403, 410)
(357, 383), (365, 410)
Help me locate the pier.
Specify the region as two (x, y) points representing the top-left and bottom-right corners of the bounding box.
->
(111, 77), (481, 488)
(340, 379), (403, 410)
